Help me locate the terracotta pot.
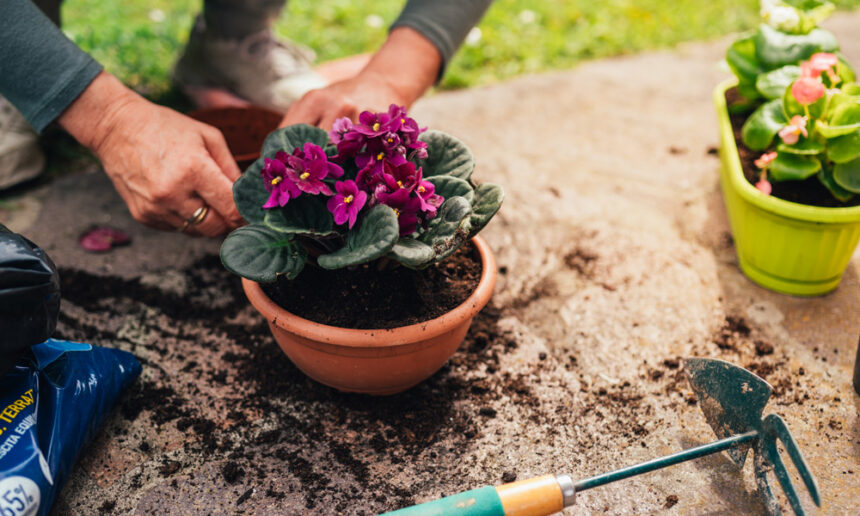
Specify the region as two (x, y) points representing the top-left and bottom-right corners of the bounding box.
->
(241, 237), (497, 395)
(188, 106), (282, 170)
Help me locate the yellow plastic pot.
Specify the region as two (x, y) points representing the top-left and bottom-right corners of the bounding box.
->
(715, 79), (860, 296)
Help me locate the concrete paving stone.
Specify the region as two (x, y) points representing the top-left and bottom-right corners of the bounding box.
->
(1, 11), (859, 516)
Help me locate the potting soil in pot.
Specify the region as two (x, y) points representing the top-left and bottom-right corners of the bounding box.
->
(726, 88), (860, 208)
(261, 241), (483, 329)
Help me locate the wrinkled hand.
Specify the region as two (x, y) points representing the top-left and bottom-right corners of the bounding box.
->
(59, 73), (243, 237)
(279, 71), (408, 130)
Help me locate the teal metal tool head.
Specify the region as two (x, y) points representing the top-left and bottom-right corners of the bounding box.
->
(685, 358), (820, 515)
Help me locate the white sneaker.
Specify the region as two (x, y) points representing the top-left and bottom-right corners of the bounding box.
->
(173, 17), (328, 111)
(0, 97), (44, 191)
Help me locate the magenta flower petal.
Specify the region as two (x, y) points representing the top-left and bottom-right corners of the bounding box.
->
(327, 180), (367, 228)
(79, 226), (131, 253)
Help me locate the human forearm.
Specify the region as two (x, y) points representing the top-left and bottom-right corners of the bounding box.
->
(57, 72), (139, 152)
(357, 27), (442, 107)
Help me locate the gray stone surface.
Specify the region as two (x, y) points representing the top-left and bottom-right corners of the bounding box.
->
(2, 11), (859, 516)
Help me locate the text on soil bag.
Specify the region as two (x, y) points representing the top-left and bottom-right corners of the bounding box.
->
(0, 390), (36, 460)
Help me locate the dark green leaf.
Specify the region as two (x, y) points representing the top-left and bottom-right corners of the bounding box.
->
(742, 99), (788, 150)
(263, 195), (337, 236)
(261, 124), (329, 158)
(726, 35), (762, 91)
(417, 130), (475, 180)
(419, 196), (473, 263)
(220, 224), (307, 283)
(833, 157), (860, 193)
(388, 238), (435, 268)
(233, 158), (269, 224)
(754, 24), (838, 70)
(817, 167), (855, 202)
(769, 153), (822, 181)
(426, 175), (474, 204)
(827, 131), (860, 163)
(469, 183), (504, 238)
(777, 138), (824, 155)
(317, 205), (399, 269)
(756, 65), (801, 100)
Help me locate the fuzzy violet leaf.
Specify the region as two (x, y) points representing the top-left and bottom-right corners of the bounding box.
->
(317, 204), (399, 269)
(425, 175), (475, 204)
(220, 224), (307, 283)
(388, 238), (436, 268)
(742, 99), (788, 150)
(468, 183), (505, 238)
(419, 196), (473, 263)
(417, 130), (475, 180)
(769, 153), (822, 181)
(261, 124), (328, 159)
(233, 158), (269, 224)
(263, 195), (337, 236)
(833, 157), (860, 193)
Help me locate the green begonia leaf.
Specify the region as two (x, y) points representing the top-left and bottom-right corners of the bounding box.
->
(261, 124), (328, 158)
(843, 84), (860, 96)
(833, 157), (860, 193)
(727, 35), (762, 96)
(782, 81), (826, 119)
(836, 54), (856, 84)
(233, 157), (269, 224)
(388, 238), (435, 268)
(468, 183), (504, 238)
(419, 196), (473, 263)
(769, 153), (822, 181)
(426, 175), (474, 204)
(263, 195), (337, 236)
(417, 130), (475, 180)
(816, 100), (860, 138)
(754, 24), (838, 70)
(317, 204), (399, 269)
(756, 65), (801, 100)
(220, 224), (307, 283)
(777, 138), (824, 155)
(742, 99), (788, 150)
(827, 131), (860, 163)
(817, 167), (855, 202)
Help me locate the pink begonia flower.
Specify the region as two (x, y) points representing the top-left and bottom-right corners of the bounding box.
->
(755, 178), (772, 195)
(801, 53), (839, 80)
(754, 151), (778, 169)
(778, 115), (808, 145)
(791, 77), (826, 105)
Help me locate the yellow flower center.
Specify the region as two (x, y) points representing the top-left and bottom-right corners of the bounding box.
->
(417, 185), (425, 193)
(344, 195), (354, 204)
(400, 118), (405, 124)
(393, 208), (401, 218)
(377, 152), (385, 161)
(372, 122), (381, 131)
(300, 171), (310, 180)
(397, 180), (403, 188)
(387, 137), (394, 143)
(271, 176), (282, 185)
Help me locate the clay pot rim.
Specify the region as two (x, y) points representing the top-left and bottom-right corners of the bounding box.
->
(188, 105), (283, 163)
(242, 236), (497, 348)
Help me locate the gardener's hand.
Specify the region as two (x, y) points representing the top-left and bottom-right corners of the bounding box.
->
(58, 72), (243, 237)
(280, 27), (441, 129)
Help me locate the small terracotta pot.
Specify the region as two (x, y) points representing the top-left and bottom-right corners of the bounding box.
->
(188, 106), (282, 170)
(242, 237), (497, 395)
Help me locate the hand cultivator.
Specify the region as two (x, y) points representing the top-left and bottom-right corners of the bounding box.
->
(383, 358), (819, 516)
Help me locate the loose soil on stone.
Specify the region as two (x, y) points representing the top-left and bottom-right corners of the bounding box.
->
(262, 241), (482, 329)
(726, 87), (860, 208)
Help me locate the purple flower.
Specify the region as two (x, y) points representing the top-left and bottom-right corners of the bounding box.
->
(79, 226), (131, 253)
(284, 142), (343, 196)
(261, 156), (302, 208)
(378, 188), (422, 236)
(415, 180), (444, 218)
(382, 161), (421, 193)
(326, 180), (367, 229)
(353, 110), (393, 137)
(329, 117), (353, 145)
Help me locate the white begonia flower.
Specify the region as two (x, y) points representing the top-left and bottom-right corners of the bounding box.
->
(763, 5), (801, 31)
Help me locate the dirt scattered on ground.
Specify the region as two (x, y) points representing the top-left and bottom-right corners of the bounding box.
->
(665, 494), (679, 508)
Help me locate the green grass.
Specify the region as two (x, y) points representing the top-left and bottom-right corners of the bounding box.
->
(61, 0), (860, 100)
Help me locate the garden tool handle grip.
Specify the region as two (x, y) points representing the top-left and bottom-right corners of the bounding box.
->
(380, 475), (572, 516)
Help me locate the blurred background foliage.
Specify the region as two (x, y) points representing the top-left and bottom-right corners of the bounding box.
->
(61, 0), (860, 100)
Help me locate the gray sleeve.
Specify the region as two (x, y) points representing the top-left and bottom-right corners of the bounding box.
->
(0, 0), (103, 132)
(390, 0), (493, 79)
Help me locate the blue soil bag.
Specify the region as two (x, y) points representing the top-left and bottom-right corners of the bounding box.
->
(0, 340), (140, 515)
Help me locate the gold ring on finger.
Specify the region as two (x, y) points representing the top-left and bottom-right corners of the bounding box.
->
(178, 205), (209, 233)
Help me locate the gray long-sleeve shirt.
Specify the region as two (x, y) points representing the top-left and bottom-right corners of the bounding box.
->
(0, 0), (492, 133)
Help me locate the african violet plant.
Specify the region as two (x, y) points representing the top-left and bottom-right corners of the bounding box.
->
(728, 0), (860, 201)
(220, 105), (504, 283)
